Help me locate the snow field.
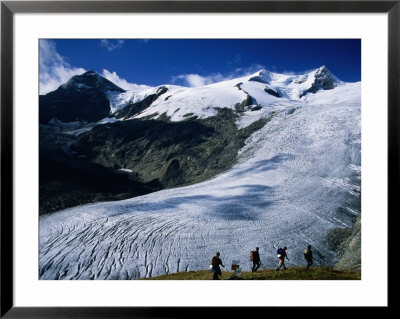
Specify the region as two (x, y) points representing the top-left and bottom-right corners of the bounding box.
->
(107, 68), (343, 123)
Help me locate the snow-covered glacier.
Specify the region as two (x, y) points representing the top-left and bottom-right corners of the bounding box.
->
(39, 74), (361, 280)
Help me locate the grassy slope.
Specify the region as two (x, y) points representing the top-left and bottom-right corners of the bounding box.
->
(142, 267), (361, 280)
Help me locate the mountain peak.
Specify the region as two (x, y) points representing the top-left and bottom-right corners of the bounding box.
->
(249, 69), (268, 78)
(314, 65), (340, 82)
(82, 70), (98, 76)
(256, 69), (265, 76)
(61, 71), (125, 93)
(314, 65), (340, 81)
(248, 69), (271, 84)
(40, 71), (124, 124)
(297, 65), (340, 98)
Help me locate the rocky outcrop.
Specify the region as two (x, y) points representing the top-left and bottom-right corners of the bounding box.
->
(39, 123), (162, 215)
(114, 86), (168, 119)
(300, 66), (339, 97)
(40, 108), (269, 214)
(249, 75), (268, 84)
(264, 86), (281, 98)
(234, 82), (255, 112)
(70, 108), (269, 190)
(39, 71), (125, 124)
(235, 95), (254, 113)
(326, 166), (361, 272)
(332, 217), (361, 271)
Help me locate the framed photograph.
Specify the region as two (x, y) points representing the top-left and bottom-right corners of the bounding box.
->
(1, 0), (396, 317)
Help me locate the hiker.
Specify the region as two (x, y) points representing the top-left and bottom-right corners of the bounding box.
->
(276, 246), (289, 271)
(210, 252), (225, 280)
(304, 245), (313, 269)
(251, 247), (261, 272)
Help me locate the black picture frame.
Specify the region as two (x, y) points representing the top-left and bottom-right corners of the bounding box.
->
(1, 1), (396, 317)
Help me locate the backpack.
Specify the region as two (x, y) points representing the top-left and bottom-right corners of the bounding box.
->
(250, 251), (255, 261)
(211, 256), (219, 267)
(277, 248), (284, 257)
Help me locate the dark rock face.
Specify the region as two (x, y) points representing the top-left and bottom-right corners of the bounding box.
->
(114, 86), (168, 119)
(248, 70), (271, 84)
(39, 71), (125, 124)
(162, 159), (184, 187)
(300, 66), (338, 97)
(235, 95), (254, 113)
(70, 108), (269, 190)
(39, 122), (162, 215)
(264, 86), (281, 98)
(248, 75), (268, 84)
(234, 82), (255, 112)
(39, 144), (161, 215)
(234, 82), (243, 89)
(62, 70), (124, 92)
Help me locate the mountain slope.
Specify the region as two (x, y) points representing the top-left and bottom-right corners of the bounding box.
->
(118, 66), (341, 123)
(39, 66), (341, 125)
(39, 70), (125, 124)
(70, 108), (268, 189)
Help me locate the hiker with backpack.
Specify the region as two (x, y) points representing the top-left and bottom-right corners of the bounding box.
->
(250, 247), (261, 272)
(276, 246), (289, 271)
(304, 245), (313, 269)
(210, 252), (225, 280)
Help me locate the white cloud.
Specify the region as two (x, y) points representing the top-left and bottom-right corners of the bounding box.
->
(172, 73), (226, 87)
(100, 39), (125, 51)
(231, 64), (266, 77)
(39, 40), (85, 95)
(171, 65), (267, 88)
(101, 69), (151, 91)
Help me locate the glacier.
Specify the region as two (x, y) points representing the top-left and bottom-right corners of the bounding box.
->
(39, 70), (361, 280)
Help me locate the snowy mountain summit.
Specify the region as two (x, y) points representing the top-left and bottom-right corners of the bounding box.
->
(104, 66), (343, 123)
(39, 66), (361, 280)
(39, 66), (343, 125)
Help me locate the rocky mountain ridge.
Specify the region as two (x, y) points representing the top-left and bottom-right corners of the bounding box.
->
(39, 70), (125, 124)
(39, 66), (341, 125)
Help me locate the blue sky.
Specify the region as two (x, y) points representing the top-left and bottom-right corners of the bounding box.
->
(39, 39), (361, 94)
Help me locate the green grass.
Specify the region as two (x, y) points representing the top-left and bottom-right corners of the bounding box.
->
(142, 267), (361, 280)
